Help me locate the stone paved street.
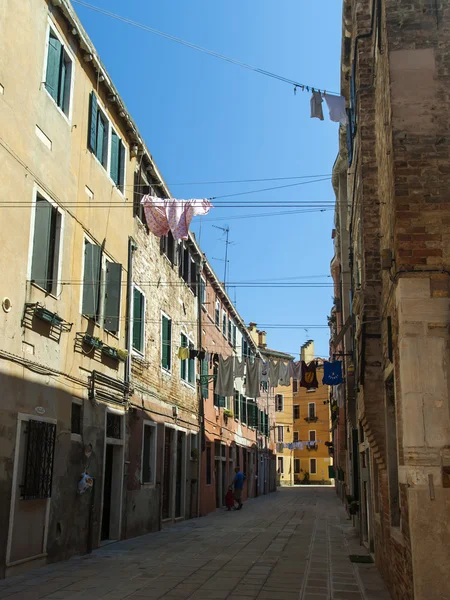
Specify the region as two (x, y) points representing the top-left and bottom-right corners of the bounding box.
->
(0, 488), (391, 600)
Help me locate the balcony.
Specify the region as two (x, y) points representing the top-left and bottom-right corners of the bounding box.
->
(304, 416), (318, 423)
(306, 443), (318, 451)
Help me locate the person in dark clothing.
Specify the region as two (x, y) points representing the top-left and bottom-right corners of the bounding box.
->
(231, 467), (246, 510)
(225, 486), (235, 511)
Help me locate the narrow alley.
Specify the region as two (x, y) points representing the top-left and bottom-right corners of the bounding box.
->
(0, 488), (390, 600)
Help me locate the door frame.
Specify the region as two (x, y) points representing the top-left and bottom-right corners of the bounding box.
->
(99, 406), (125, 544)
(163, 424), (187, 522)
(6, 413), (57, 567)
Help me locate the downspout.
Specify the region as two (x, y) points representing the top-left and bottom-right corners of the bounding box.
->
(197, 256), (205, 518)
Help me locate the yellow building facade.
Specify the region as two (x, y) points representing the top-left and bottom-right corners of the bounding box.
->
(293, 341), (332, 484)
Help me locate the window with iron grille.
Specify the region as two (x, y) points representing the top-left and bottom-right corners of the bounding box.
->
(277, 426), (284, 442)
(275, 394), (284, 412)
(293, 404), (300, 420)
(71, 402), (82, 435)
(308, 402), (316, 419)
(21, 420), (56, 500)
(106, 412), (122, 439)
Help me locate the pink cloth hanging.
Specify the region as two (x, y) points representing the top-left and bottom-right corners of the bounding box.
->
(141, 196), (213, 240)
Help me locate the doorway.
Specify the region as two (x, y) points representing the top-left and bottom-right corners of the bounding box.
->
(101, 445), (113, 540)
(175, 431), (185, 519)
(162, 427), (173, 520)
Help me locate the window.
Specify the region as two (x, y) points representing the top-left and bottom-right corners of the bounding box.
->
(232, 324), (237, 348)
(88, 92), (125, 189)
(277, 457), (283, 474)
(71, 402), (82, 435)
(189, 258), (198, 295)
(308, 403), (316, 419)
(161, 231), (176, 264)
(275, 394), (284, 412)
(293, 431), (299, 443)
(133, 169), (150, 224)
(310, 458), (317, 474)
(293, 405), (300, 420)
(106, 412), (122, 439)
(242, 338), (249, 359)
(227, 318), (232, 344)
(180, 333), (195, 386)
(206, 445), (212, 485)
(161, 314), (172, 371)
(309, 430), (316, 442)
(44, 27), (73, 117)
(234, 390), (240, 420)
(142, 422), (156, 485)
(82, 241), (122, 335)
(132, 286), (145, 354)
(222, 311), (227, 337)
(110, 130), (126, 192)
(293, 379), (298, 393)
(240, 395), (247, 424)
(88, 93), (108, 168)
(215, 300), (220, 327)
(30, 195), (62, 295)
(247, 400), (257, 428)
(213, 365), (226, 407)
(277, 426), (284, 442)
(21, 420), (56, 500)
(200, 277), (206, 305)
(294, 458), (301, 474)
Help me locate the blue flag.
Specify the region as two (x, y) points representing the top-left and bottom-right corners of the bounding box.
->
(322, 361), (343, 385)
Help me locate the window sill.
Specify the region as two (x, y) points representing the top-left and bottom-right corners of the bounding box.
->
(161, 367), (172, 377)
(30, 280), (59, 300)
(181, 379), (196, 391)
(132, 349), (145, 360)
(43, 86), (72, 125)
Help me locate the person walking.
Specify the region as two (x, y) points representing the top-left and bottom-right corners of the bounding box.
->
(231, 467), (246, 510)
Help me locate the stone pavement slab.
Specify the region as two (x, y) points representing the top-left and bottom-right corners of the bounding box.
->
(1, 487), (391, 600)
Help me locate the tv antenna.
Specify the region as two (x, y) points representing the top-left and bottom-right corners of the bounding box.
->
(212, 225), (234, 286)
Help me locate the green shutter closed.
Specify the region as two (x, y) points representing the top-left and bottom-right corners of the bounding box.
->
(45, 33), (62, 102)
(132, 288), (144, 352)
(82, 243), (102, 318)
(201, 360), (209, 399)
(104, 262), (122, 333)
(118, 141), (125, 190)
(234, 391), (240, 420)
(161, 316), (171, 370)
(31, 199), (54, 292)
(110, 131), (120, 184)
(58, 57), (67, 111)
(188, 347), (195, 385)
(219, 396), (226, 408)
(88, 92), (98, 153)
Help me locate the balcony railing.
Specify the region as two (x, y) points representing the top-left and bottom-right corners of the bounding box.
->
(304, 416), (318, 423)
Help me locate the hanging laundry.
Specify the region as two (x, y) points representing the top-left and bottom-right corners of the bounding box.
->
(215, 355), (235, 397)
(141, 196), (213, 241)
(323, 93), (348, 125)
(197, 350), (206, 361)
(322, 361), (344, 385)
(177, 347), (190, 360)
(269, 360), (280, 388)
(234, 357), (246, 379)
(260, 359), (270, 384)
(278, 361), (291, 387)
(291, 361), (302, 380)
(300, 361), (319, 389)
(310, 91), (324, 120)
(189, 349), (199, 360)
(245, 357), (261, 399)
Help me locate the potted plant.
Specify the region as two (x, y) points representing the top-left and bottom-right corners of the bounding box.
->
(102, 345), (119, 360)
(301, 470), (310, 484)
(83, 334), (103, 350)
(35, 306), (63, 326)
(117, 348), (128, 362)
(223, 409), (233, 421)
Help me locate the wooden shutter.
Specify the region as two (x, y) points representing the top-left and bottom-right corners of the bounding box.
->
(161, 315), (171, 370)
(31, 198), (53, 291)
(132, 287), (144, 352)
(201, 360), (209, 399)
(58, 56), (67, 111)
(190, 260), (197, 295)
(110, 131), (120, 184)
(104, 262), (122, 333)
(88, 92), (98, 153)
(82, 243), (101, 318)
(45, 33), (62, 102)
(118, 140), (125, 191)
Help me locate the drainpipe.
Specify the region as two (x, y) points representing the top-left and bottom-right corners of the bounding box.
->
(125, 236), (136, 393)
(196, 257), (205, 518)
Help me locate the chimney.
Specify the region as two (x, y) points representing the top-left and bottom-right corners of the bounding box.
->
(258, 330), (267, 348)
(300, 340), (315, 363)
(248, 322), (259, 345)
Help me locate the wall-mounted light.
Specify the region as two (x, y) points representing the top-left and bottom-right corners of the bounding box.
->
(130, 144), (138, 158)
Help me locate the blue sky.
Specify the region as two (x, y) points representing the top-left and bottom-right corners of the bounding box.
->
(74, 0), (342, 359)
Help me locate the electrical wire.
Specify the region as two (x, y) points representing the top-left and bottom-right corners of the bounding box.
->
(129, 174), (333, 188)
(72, 0), (340, 95)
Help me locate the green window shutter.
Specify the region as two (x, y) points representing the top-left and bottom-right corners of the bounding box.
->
(104, 262), (122, 333)
(264, 412), (269, 437)
(188, 343), (195, 384)
(180, 333), (187, 380)
(219, 396), (226, 408)
(31, 198), (53, 291)
(118, 141), (125, 190)
(132, 287), (144, 352)
(110, 131), (119, 183)
(88, 92), (98, 153)
(45, 33), (62, 102)
(234, 390), (240, 420)
(82, 243), (101, 318)
(96, 115), (106, 165)
(161, 316), (171, 370)
(58, 56), (67, 111)
(240, 395), (246, 425)
(201, 360), (209, 399)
